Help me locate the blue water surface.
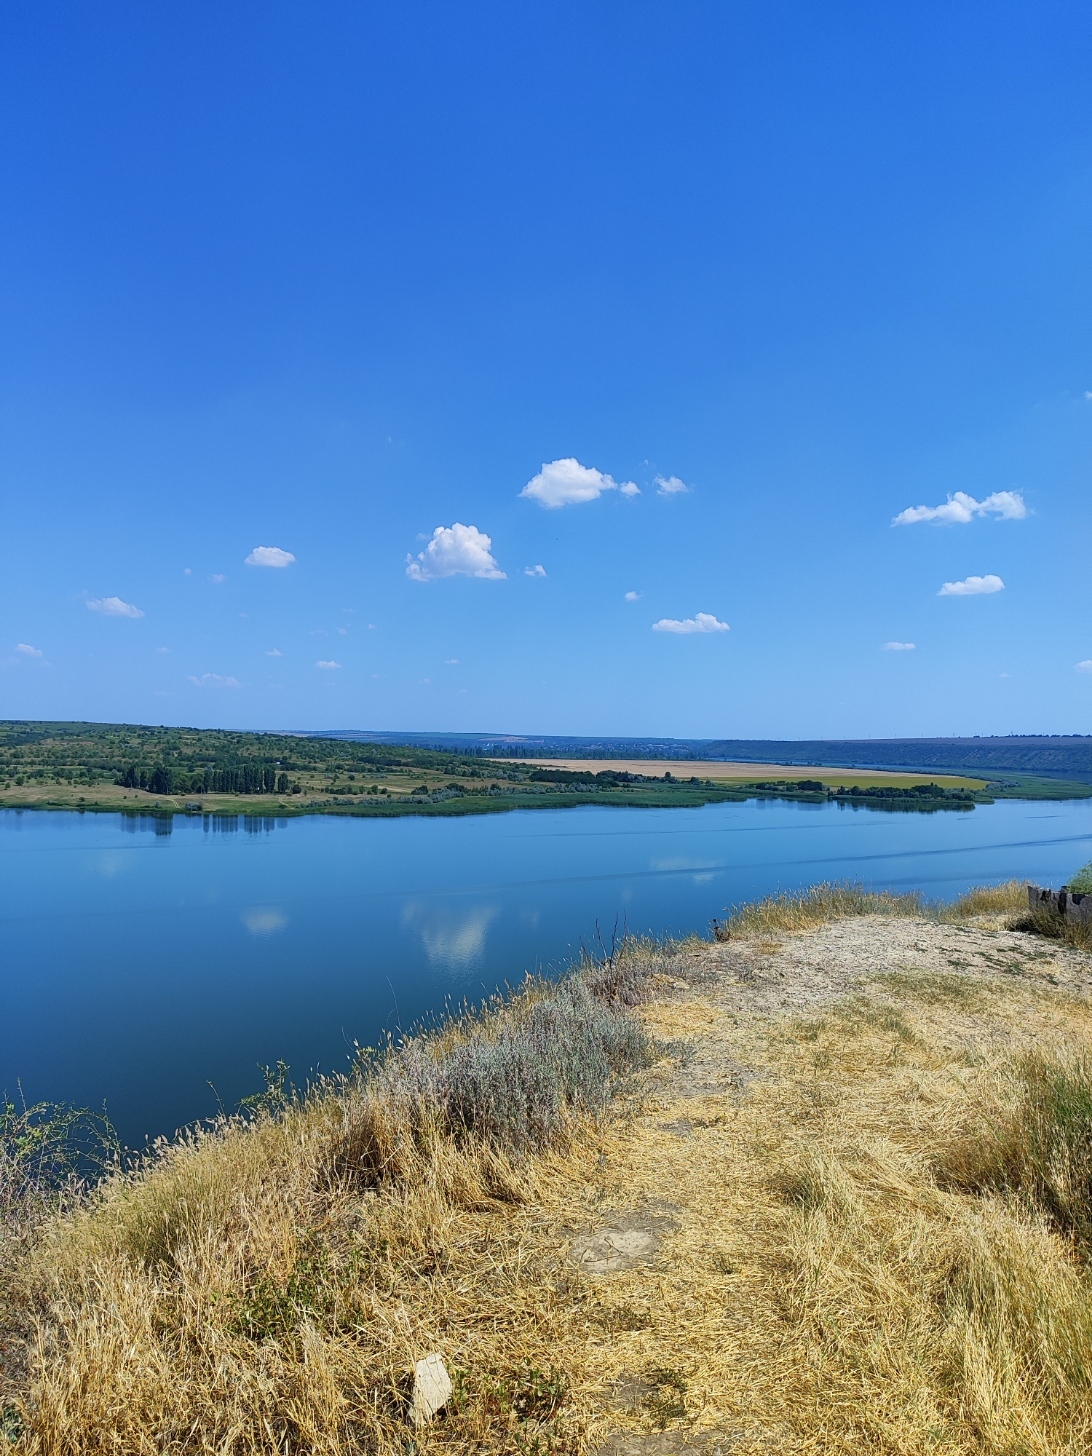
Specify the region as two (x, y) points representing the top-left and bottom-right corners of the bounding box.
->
(3, 796), (1091, 1146)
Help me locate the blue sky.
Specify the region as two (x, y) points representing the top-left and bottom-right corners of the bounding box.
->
(2, 2), (1091, 738)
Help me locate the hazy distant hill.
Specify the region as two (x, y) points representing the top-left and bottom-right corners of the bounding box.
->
(314, 731), (1092, 780)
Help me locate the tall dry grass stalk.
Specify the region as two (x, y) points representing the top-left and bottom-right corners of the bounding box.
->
(723, 878), (1029, 938)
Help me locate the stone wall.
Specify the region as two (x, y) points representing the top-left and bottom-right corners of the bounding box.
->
(1027, 883), (1092, 926)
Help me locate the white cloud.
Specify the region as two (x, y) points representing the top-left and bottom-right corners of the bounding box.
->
(1076, 660), (1092, 674)
(444, 658), (459, 665)
(245, 545), (296, 568)
(87, 596), (144, 618)
(406, 523), (505, 581)
(524, 564), (547, 577)
(884, 641), (916, 651)
(188, 673), (241, 687)
(156, 646), (170, 654)
(624, 590), (641, 602)
(520, 458), (639, 508)
(266, 648), (282, 657)
(655, 474), (689, 495)
(652, 612), (730, 634)
(315, 659), (342, 670)
(15, 643), (42, 657)
(210, 573), (226, 584)
(893, 490), (1027, 526)
(938, 574), (1005, 596)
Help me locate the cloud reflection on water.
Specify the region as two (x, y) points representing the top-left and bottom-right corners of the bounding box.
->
(401, 902), (498, 971)
(242, 907), (288, 935)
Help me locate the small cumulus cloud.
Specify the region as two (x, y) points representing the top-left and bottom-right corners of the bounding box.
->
(87, 596), (144, 618)
(524, 564), (547, 577)
(245, 545), (296, 568)
(337, 626), (348, 634)
(156, 646), (170, 654)
(315, 659), (342, 670)
(406, 523), (505, 581)
(624, 590), (641, 602)
(520, 458), (639, 508)
(183, 567), (193, 576)
(884, 641), (916, 651)
(188, 673), (241, 687)
(655, 474), (689, 495)
(444, 658), (459, 665)
(15, 643), (42, 657)
(893, 490), (1027, 526)
(1076, 660), (1092, 674)
(266, 648), (282, 657)
(938, 574), (1005, 597)
(210, 573), (226, 584)
(652, 612), (730, 634)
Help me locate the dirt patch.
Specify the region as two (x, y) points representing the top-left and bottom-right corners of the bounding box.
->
(571, 1207), (679, 1275)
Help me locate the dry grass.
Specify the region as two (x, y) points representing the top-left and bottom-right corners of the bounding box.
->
(5, 900), (1092, 1454)
(947, 879), (1029, 918)
(723, 881), (929, 937)
(576, 962), (1092, 1454)
(721, 878), (1030, 940)
(1010, 906), (1092, 954)
(1, 950), (664, 1454)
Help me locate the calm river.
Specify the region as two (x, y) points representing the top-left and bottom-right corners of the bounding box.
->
(4, 797), (1091, 1145)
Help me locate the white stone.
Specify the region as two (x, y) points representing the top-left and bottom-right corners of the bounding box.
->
(411, 1353), (453, 1427)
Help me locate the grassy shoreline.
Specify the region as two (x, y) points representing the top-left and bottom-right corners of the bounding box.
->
(4, 720), (1090, 822)
(5, 880), (1092, 1451)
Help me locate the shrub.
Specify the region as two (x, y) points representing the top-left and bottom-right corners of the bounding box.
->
(946, 1050), (1092, 1248)
(1010, 905), (1092, 952)
(332, 960), (656, 1185)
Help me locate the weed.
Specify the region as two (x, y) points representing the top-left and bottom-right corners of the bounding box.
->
(1010, 905), (1092, 952)
(598, 1302), (649, 1332)
(947, 1050), (1092, 1248)
(643, 1366), (688, 1427)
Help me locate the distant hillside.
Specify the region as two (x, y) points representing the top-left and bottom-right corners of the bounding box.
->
(698, 737), (1092, 779)
(316, 731), (1092, 780)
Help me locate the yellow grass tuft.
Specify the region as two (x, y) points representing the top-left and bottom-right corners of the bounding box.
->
(946, 879), (1029, 918)
(723, 880), (927, 936)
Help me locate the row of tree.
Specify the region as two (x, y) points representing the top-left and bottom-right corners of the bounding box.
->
(117, 764), (292, 795)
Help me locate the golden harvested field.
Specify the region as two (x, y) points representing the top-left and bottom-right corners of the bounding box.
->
(500, 757), (987, 790)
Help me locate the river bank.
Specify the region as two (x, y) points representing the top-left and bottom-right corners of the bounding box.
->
(5, 881), (1092, 1452)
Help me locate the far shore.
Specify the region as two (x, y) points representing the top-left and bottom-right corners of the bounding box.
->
(497, 756), (987, 789)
